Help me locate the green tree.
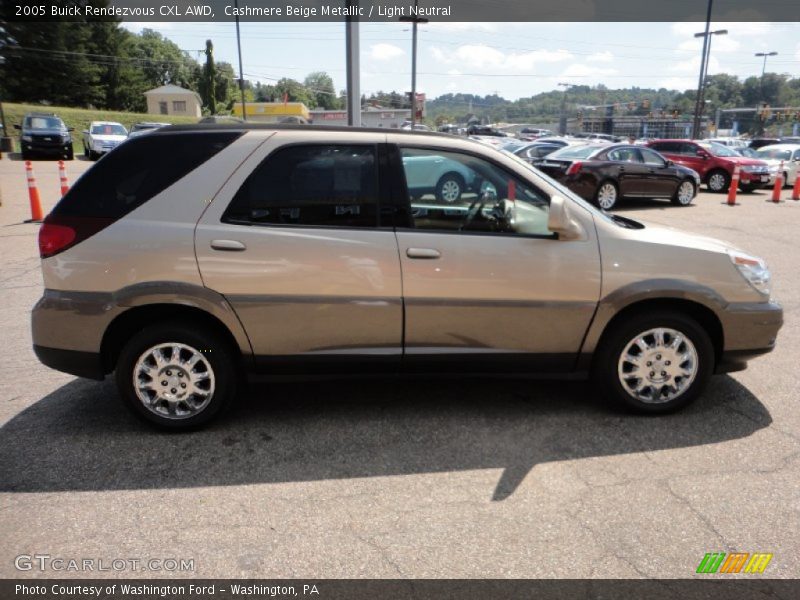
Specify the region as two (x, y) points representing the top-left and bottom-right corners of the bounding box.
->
(304, 71), (340, 109)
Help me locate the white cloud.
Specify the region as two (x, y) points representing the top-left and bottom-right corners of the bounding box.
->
(560, 63), (617, 78)
(676, 35), (741, 54)
(669, 55), (721, 75)
(658, 77), (698, 92)
(369, 43), (404, 61)
(587, 51), (614, 63)
(429, 44), (572, 72)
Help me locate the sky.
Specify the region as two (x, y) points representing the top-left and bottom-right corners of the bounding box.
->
(122, 21), (800, 100)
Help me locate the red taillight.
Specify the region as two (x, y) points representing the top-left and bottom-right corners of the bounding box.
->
(566, 161), (583, 176)
(39, 222), (76, 259)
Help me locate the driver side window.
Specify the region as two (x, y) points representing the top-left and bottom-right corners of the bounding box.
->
(398, 147), (551, 237)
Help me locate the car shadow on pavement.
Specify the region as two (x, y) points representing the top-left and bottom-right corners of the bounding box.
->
(0, 375), (771, 501)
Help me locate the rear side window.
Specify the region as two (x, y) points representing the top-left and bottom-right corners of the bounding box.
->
(52, 131), (241, 219)
(223, 144), (378, 228)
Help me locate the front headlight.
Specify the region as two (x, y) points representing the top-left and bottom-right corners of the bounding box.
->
(22, 135), (32, 142)
(729, 251), (771, 295)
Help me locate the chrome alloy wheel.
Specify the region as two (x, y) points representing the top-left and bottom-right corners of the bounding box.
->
(597, 182), (617, 209)
(133, 343), (215, 419)
(617, 328), (698, 404)
(440, 179), (462, 203)
(708, 172), (727, 192)
(676, 181), (694, 205)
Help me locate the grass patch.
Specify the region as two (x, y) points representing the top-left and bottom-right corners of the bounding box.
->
(1, 103), (199, 155)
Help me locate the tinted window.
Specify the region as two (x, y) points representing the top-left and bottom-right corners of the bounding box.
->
(25, 116), (64, 130)
(650, 141), (680, 153)
(53, 132), (241, 219)
(640, 148), (667, 166)
(91, 124), (127, 135)
(607, 148), (643, 163)
(223, 145), (378, 228)
(399, 147), (551, 237)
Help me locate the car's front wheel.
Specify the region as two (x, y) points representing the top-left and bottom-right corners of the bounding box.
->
(706, 169), (730, 193)
(115, 322), (238, 429)
(671, 180), (695, 206)
(593, 310), (714, 413)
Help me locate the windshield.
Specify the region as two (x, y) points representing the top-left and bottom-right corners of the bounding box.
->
(25, 116), (64, 130)
(91, 124), (127, 135)
(700, 142), (738, 157)
(548, 145), (601, 160)
(756, 148), (792, 161)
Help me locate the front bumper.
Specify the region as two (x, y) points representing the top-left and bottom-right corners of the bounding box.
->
(716, 300), (783, 373)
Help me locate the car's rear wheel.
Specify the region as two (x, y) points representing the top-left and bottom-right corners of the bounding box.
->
(115, 322), (237, 429)
(739, 183), (759, 193)
(671, 180), (695, 206)
(706, 169), (730, 193)
(436, 173), (464, 203)
(595, 180), (618, 210)
(65, 147), (74, 161)
(593, 310), (714, 414)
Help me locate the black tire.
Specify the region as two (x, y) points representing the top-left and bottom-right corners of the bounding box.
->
(89, 150), (99, 161)
(594, 180), (619, 210)
(21, 150), (32, 161)
(706, 169), (730, 193)
(435, 172), (465, 203)
(65, 147), (74, 161)
(671, 179), (695, 206)
(739, 183), (759, 194)
(115, 321), (238, 430)
(83, 143), (89, 158)
(592, 310), (714, 414)
(783, 172), (789, 189)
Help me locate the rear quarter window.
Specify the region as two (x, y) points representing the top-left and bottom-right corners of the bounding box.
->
(52, 131), (242, 219)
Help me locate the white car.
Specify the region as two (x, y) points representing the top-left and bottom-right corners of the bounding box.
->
(82, 121), (128, 160)
(755, 144), (800, 188)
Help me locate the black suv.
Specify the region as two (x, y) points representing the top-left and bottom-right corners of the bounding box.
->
(15, 112), (74, 160)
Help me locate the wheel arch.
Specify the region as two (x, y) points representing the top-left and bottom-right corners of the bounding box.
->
(100, 303), (250, 374)
(581, 294), (724, 373)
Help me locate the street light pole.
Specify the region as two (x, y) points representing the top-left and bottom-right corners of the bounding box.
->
(693, 28), (727, 138)
(754, 51), (777, 136)
(400, 1), (428, 127)
(558, 82), (574, 135)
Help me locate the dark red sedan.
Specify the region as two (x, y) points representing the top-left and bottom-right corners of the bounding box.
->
(532, 144), (701, 210)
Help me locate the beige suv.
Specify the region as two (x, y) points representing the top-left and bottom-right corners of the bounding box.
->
(32, 125), (783, 429)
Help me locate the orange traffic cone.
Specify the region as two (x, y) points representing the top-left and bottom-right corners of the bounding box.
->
(25, 161), (44, 222)
(726, 165), (739, 206)
(58, 160), (70, 196)
(770, 161), (784, 203)
(792, 169), (800, 201)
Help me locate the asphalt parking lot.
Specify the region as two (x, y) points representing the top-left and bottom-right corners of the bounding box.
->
(1, 154), (798, 579)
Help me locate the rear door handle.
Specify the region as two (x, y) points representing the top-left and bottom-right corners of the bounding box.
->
(210, 239), (246, 251)
(406, 247), (441, 259)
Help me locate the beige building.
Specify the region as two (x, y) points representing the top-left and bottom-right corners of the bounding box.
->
(144, 85), (202, 118)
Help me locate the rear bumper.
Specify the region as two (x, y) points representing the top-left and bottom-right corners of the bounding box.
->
(716, 300), (783, 373)
(33, 345), (105, 380)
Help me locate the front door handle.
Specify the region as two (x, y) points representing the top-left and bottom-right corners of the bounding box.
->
(406, 247), (441, 259)
(210, 239), (246, 251)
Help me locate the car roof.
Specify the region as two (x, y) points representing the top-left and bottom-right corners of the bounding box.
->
(24, 112), (58, 117)
(153, 123), (459, 139)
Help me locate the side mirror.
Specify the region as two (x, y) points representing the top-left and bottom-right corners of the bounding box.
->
(67, 127), (75, 132)
(665, 159), (674, 167)
(697, 151), (709, 159)
(548, 196), (586, 241)
(82, 130), (89, 134)
(13, 124), (21, 130)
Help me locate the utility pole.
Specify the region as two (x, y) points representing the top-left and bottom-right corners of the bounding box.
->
(234, 0), (246, 121)
(691, 0), (713, 139)
(401, 1), (428, 127)
(345, 0), (361, 126)
(693, 28), (726, 138)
